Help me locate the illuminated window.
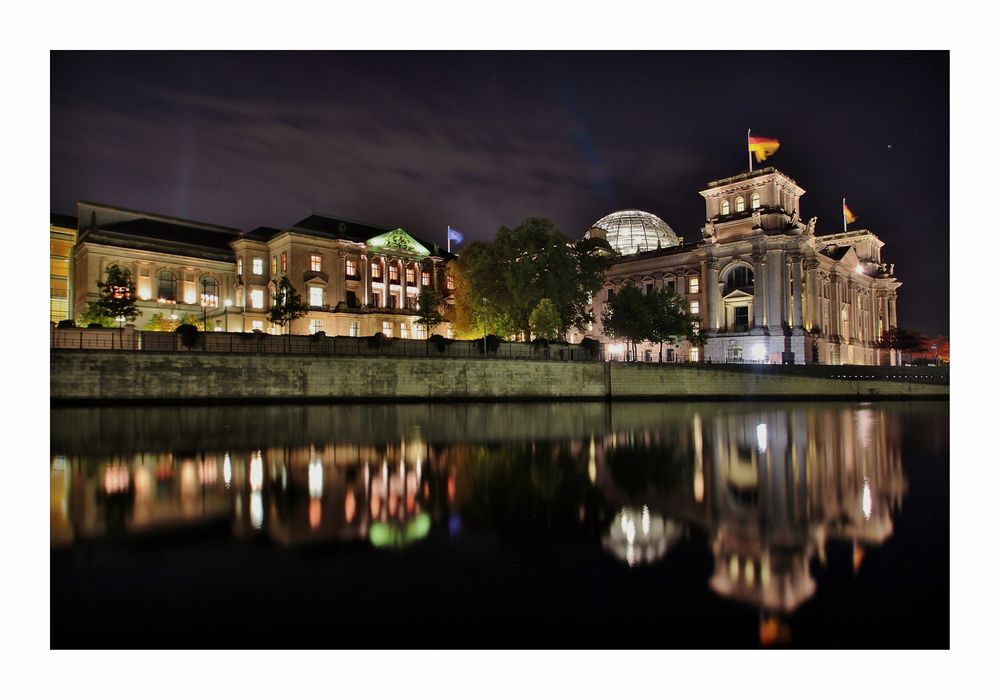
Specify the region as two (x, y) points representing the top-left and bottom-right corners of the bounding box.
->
(310, 254), (322, 272)
(690, 347), (700, 362)
(406, 268), (415, 284)
(157, 271), (176, 302)
(382, 321), (392, 337)
(237, 258), (243, 276)
(446, 276), (455, 290)
(720, 200), (730, 216)
(309, 286), (323, 307)
(400, 323), (408, 338)
(137, 268), (151, 300)
(200, 276), (219, 308)
(389, 266), (399, 282)
(252, 258), (263, 275)
(751, 192), (761, 209)
(727, 345), (743, 362)
(251, 289), (264, 309)
(726, 266), (753, 291)
(346, 259), (357, 277)
(735, 196), (745, 212)
(349, 321), (359, 337)
(251, 320), (264, 331)
(371, 262), (381, 279)
(310, 319), (323, 334)
(272, 256), (277, 275)
(689, 277), (700, 294)
(281, 252), (287, 273)
(690, 301), (700, 315)
(421, 271), (431, 286)
(734, 306), (750, 330)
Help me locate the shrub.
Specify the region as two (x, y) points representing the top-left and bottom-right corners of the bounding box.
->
(56, 319), (77, 329)
(175, 323), (200, 349)
(311, 330), (326, 341)
(474, 334), (502, 354)
(367, 332), (388, 350)
(87, 323), (104, 329)
(429, 334), (452, 353)
(580, 337), (602, 358)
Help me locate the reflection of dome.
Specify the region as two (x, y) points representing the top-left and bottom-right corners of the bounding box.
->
(586, 210), (680, 255)
(602, 505), (683, 567)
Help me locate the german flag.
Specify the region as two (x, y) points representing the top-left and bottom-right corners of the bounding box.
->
(748, 134), (780, 163)
(843, 200), (857, 224)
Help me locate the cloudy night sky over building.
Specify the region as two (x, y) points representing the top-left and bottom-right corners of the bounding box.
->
(50, 51), (949, 335)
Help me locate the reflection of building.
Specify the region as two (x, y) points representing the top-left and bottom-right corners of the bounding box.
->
(64, 202), (454, 337)
(584, 168), (902, 365)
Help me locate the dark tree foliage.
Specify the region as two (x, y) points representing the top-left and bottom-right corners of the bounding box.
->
(414, 286), (445, 340)
(267, 276), (308, 333)
(174, 323), (200, 349)
(89, 263), (138, 326)
(601, 283), (700, 361)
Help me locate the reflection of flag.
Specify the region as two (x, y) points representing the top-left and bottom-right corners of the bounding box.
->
(843, 201), (857, 224)
(447, 226), (465, 244)
(748, 134), (780, 163)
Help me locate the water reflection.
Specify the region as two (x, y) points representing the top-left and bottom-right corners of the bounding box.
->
(51, 401), (922, 644)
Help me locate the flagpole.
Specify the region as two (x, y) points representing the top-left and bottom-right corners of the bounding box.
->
(747, 129), (752, 172)
(842, 198), (847, 232)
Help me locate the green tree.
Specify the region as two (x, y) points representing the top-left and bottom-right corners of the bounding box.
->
(877, 327), (927, 363)
(144, 312), (204, 332)
(82, 264), (138, 327)
(529, 298), (562, 341)
(601, 283), (649, 361)
(267, 276), (308, 334)
(647, 287), (701, 362)
(414, 286), (445, 341)
(448, 242), (516, 339)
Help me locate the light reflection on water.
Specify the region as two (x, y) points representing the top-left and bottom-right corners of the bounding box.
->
(50, 401), (946, 648)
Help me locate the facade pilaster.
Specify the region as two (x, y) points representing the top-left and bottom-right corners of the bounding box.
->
(888, 293), (898, 329)
(752, 252), (766, 332)
(803, 258), (820, 332)
(766, 249), (785, 333)
(705, 257), (720, 331)
(830, 273), (842, 342)
(789, 253), (803, 331)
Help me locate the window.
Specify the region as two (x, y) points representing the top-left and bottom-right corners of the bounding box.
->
(349, 321), (359, 337)
(309, 287), (323, 307)
(446, 276), (455, 290)
(251, 320), (264, 331)
(421, 271), (431, 286)
(310, 254), (322, 272)
(720, 199), (730, 216)
(689, 277), (700, 294)
(272, 256), (277, 275)
(200, 276), (219, 308)
(690, 347), (700, 362)
(382, 321), (392, 337)
(645, 283), (653, 295)
(137, 267), (151, 300)
(726, 266), (753, 291)
(310, 319), (323, 334)
(406, 268), (415, 284)
(607, 288), (616, 301)
(735, 196), (745, 212)
(237, 258), (243, 276)
(389, 266), (399, 282)
(751, 192), (761, 209)
(252, 258), (263, 275)
(690, 301), (700, 315)
(400, 323), (408, 339)
(666, 280), (676, 293)
(734, 306), (750, 329)
(414, 325), (426, 340)
(157, 271), (177, 302)
(281, 252), (287, 273)
(346, 259), (357, 277)
(727, 346), (743, 362)
(371, 262), (381, 279)
(251, 289), (264, 309)
(346, 290), (358, 308)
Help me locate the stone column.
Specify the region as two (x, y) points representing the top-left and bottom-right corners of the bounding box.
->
(362, 254), (372, 307)
(752, 252), (766, 331)
(789, 254), (803, 330)
(767, 249), (785, 332)
(335, 251), (347, 307)
(803, 259), (819, 332)
(845, 281), (857, 344)
(705, 257), (720, 331)
(830, 273), (842, 341)
(888, 293), (898, 329)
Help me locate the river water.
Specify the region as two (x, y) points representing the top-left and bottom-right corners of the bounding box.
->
(50, 400), (948, 649)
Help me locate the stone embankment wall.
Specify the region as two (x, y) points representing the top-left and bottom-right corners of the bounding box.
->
(51, 351), (949, 403)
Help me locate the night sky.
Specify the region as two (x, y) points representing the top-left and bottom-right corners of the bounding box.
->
(50, 51), (949, 336)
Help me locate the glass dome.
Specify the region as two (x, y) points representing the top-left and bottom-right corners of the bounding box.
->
(587, 210), (680, 255)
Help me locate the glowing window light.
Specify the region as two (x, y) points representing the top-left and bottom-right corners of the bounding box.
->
(308, 458), (323, 499)
(344, 490), (357, 523)
(250, 492), (264, 529)
(223, 452), (232, 489)
(862, 478), (872, 521)
(309, 499), (322, 530)
(757, 423), (768, 453)
(641, 505), (650, 536)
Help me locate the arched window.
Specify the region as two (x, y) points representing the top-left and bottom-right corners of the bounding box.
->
(735, 196), (745, 212)
(725, 265), (754, 292)
(200, 276), (219, 308)
(751, 192), (761, 209)
(720, 199), (730, 216)
(157, 271), (177, 302)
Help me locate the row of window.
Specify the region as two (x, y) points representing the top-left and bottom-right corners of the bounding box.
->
(236, 255), (434, 285)
(719, 192), (761, 216)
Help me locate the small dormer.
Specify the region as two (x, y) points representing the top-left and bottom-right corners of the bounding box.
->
(699, 167), (806, 222)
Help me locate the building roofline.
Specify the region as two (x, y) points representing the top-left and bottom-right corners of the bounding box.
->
(76, 200), (241, 235)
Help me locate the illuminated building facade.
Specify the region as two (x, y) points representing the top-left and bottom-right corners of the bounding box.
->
(66, 202), (454, 337)
(50, 213), (77, 323)
(584, 168), (902, 365)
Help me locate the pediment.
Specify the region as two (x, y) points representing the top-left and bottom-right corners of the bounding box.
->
(722, 288), (754, 301)
(366, 228), (431, 257)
